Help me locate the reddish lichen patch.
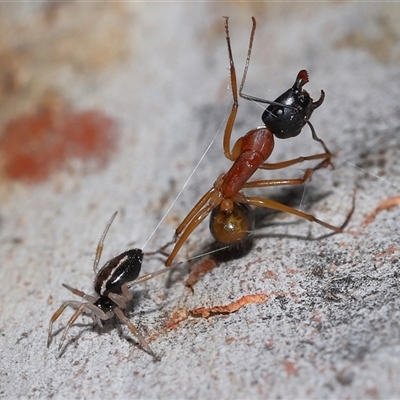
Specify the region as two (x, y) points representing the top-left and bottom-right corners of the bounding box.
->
(147, 294), (268, 342)
(286, 268), (298, 275)
(185, 258), (219, 288)
(282, 359), (298, 377)
(146, 290), (301, 344)
(190, 293), (267, 318)
(147, 308), (189, 343)
(263, 269), (278, 280)
(165, 308), (190, 330)
(372, 243), (400, 261)
(0, 95), (118, 183)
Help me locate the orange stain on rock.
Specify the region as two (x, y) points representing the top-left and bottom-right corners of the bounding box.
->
(190, 293), (267, 318)
(147, 308), (189, 343)
(364, 195), (400, 225)
(0, 95), (118, 183)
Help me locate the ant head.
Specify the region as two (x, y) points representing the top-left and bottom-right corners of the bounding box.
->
(94, 249), (143, 296)
(261, 70), (325, 139)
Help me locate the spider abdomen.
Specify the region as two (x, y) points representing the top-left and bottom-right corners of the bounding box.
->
(95, 249), (143, 296)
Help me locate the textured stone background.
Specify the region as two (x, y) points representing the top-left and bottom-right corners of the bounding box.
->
(1, 3), (400, 399)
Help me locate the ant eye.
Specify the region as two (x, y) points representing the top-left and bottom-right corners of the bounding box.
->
(276, 108), (283, 116)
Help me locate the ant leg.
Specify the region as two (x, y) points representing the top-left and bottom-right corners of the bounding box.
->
(47, 300), (83, 347)
(259, 153), (330, 171)
(113, 307), (156, 358)
(259, 123), (332, 172)
(306, 120), (333, 170)
(244, 167), (316, 189)
(307, 121), (331, 155)
(242, 194), (355, 232)
(174, 187), (216, 237)
(62, 283), (98, 303)
(165, 184), (219, 266)
(93, 211), (118, 274)
(165, 203), (214, 266)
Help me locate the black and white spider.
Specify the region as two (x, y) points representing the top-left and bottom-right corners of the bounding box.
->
(47, 212), (171, 358)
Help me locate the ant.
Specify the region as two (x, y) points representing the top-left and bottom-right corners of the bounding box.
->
(164, 17), (353, 267)
(47, 211), (174, 359)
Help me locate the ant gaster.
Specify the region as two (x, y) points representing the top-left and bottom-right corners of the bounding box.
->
(48, 212), (172, 358)
(164, 17), (353, 266)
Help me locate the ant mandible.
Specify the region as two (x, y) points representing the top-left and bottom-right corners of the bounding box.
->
(164, 17), (351, 266)
(48, 212), (173, 358)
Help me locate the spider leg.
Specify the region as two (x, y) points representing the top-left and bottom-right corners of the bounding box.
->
(47, 300), (85, 347)
(93, 211), (118, 274)
(129, 264), (182, 288)
(114, 307), (156, 359)
(108, 284), (132, 309)
(62, 283), (98, 303)
(58, 303), (88, 350)
(57, 302), (112, 350)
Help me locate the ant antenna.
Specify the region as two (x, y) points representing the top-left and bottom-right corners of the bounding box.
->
(239, 16), (256, 96)
(233, 16), (297, 112)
